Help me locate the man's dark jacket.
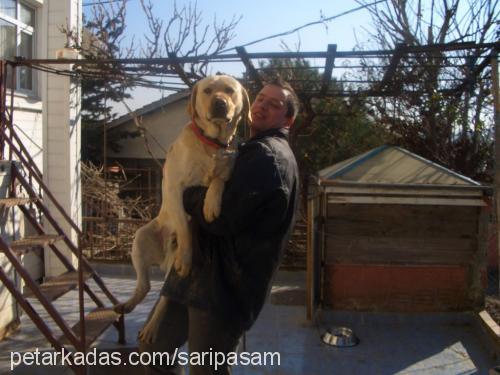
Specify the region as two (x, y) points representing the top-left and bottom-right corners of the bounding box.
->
(161, 127), (299, 332)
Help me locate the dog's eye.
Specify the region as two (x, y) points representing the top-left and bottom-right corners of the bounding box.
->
(203, 88), (212, 95)
(225, 87), (235, 95)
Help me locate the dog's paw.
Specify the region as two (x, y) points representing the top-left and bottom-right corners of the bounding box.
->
(203, 180), (223, 222)
(138, 323), (157, 344)
(174, 252), (192, 278)
(113, 302), (135, 314)
(203, 196), (221, 223)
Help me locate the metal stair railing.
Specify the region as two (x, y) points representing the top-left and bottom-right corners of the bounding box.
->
(0, 60), (125, 372)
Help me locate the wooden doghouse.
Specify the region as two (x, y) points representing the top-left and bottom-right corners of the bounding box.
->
(306, 145), (491, 318)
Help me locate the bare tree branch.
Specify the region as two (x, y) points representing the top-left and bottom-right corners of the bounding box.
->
(356, 0), (497, 180)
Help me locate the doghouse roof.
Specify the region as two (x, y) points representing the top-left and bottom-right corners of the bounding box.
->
(318, 145), (481, 186)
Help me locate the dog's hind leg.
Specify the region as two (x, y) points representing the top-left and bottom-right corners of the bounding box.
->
(114, 252), (151, 314)
(114, 220), (164, 314)
(138, 295), (169, 344)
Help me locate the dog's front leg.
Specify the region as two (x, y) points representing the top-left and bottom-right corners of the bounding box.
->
(173, 216), (192, 277)
(203, 149), (236, 222)
(165, 187), (193, 278)
(203, 178), (226, 223)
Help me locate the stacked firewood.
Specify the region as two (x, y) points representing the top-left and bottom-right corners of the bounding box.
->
(81, 163), (153, 261)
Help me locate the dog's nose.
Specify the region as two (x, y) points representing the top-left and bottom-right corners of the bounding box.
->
(212, 97), (228, 118)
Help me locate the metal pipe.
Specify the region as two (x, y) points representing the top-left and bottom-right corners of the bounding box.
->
(78, 232), (86, 352)
(8, 64), (15, 161)
(319, 192), (326, 308)
(492, 55), (500, 284)
(103, 88), (107, 223)
(115, 314), (126, 345)
(0, 61), (6, 159)
(7, 42), (498, 66)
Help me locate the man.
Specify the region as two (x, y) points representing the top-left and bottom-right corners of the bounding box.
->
(139, 78), (299, 374)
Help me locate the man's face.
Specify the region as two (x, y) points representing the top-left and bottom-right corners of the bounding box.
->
(250, 84), (293, 135)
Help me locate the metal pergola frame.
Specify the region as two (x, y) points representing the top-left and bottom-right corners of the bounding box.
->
(0, 40), (499, 358)
(6, 41), (499, 97)
(3, 40), (499, 254)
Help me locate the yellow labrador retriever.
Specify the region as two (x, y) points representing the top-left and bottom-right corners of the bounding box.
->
(113, 75), (250, 343)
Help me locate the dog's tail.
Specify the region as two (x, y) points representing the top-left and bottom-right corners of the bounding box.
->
(114, 220), (165, 314)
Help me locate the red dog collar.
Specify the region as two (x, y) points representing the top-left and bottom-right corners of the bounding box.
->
(190, 120), (228, 149)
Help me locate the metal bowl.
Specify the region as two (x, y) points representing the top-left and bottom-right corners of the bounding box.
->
(321, 327), (359, 347)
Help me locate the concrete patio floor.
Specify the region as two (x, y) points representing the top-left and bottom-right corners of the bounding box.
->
(0, 265), (497, 374)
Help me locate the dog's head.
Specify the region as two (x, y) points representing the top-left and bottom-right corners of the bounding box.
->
(187, 75), (251, 140)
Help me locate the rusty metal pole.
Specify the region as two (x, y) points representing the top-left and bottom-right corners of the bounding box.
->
(492, 55), (499, 288)
(102, 87), (108, 252)
(8, 63), (16, 161)
(78, 231), (86, 353)
(78, 76), (87, 356)
(0, 60), (4, 159)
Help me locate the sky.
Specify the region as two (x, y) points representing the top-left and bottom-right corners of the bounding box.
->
(83, 0), (377, 114)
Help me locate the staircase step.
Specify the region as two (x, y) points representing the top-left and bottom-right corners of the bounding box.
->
(59, 307), (120, 348)
(10, 234), (64, 250)
(0, 197), (35, 207)
(24, 270), (92, 301)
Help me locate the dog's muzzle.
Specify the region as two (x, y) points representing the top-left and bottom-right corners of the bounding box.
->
(211, 97), (228, 119)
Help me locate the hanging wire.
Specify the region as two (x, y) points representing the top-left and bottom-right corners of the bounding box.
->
(83, 0), (126, 7)
(218, 0), (389, 53)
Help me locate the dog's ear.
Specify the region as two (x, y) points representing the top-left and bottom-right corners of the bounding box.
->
(241, 86), (252, 124)
(187, 81), (199, 119)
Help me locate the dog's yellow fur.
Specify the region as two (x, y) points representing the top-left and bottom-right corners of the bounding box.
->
(113, 75), (250, 343)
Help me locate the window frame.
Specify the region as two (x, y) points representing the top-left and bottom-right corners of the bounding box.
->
(0, 0), (36, 94)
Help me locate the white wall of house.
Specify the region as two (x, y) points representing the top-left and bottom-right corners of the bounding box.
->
(108, 98), (189, 160)
(41, 0), (82, 277)
(12, 105), (44, 283)
(0, 0), (82, 337)
(0, 162), (23, 338)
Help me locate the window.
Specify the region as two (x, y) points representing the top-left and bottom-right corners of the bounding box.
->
(0, 0), (35, 92)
